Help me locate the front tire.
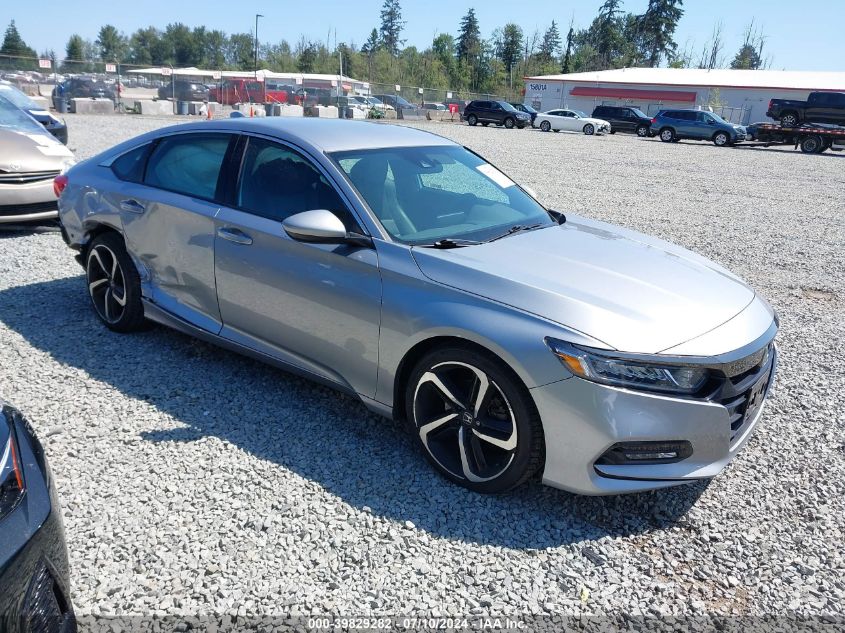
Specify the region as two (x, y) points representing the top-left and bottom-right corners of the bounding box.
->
(583, 124), (595, 135)
(406, 347), (544, 493)
(504, 117), (515, 129)
(85, 233), (146, 332)
(713, 131), (730, 146)
(800, 135), (824, 154)
(539, 120), (551, 132)
(636, 125), (649, 137)
(659, 127), (676, 143)
(467, 114), (478, 126)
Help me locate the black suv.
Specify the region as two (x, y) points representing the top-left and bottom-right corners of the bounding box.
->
(464, 100), (531, 129)
(591, 105), (652, 137)
(157, 80), (209, 102)
(509, 102), (538, 126)
(51, 77), (115, 108)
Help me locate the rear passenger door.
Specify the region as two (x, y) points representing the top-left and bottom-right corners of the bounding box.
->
(212, 135), (382, 397)
(116, 131), (236, 333)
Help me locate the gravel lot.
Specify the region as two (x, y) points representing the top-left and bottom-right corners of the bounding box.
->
(1, 113), (843, 624)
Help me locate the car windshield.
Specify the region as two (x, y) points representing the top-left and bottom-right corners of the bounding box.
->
(0, 94), (45, 133)
(630, 108), (648, 118)
(0, 83), (38, 110)
(708, 112), (729, 124)
(331, 145), (552, 245)
(522, 104), (537, 113)
(499, 101), (517, 112)
(572, 110), (587, 118)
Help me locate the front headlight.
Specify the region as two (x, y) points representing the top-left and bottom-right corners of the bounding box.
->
(0, 414), (25, 519)
(546, 338), (709, 395)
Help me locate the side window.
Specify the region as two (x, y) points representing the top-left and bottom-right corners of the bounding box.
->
(111, 143), (151, 183)
(144, 133), (231, 200)
(237, 137), (356, 229)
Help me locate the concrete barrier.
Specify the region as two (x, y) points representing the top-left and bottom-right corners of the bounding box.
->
(312, 106), (339, 118)
(234, 103), (267, 117)
(134, 100), (173, 116)
(71, 98), (114, 114)
(279, 105), (304, 117)
(398, 107), (426, 121)
(384, 109), (398, 120)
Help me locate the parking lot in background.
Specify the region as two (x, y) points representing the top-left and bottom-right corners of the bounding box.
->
(0, 114), (842, 619)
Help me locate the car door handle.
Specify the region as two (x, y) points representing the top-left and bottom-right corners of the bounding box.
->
(120, 199), (145, 213)
(217, 227), (253, 246)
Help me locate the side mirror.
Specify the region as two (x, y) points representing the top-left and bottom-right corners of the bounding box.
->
(282, 209), (372, 247)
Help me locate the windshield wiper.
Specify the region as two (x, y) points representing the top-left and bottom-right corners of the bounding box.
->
(486, 223), (546, 243)
(418, 238), (484, 249)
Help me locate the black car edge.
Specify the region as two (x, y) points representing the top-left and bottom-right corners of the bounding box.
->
(0, 401), (76, 633)
(464, 100), (532, 129)
(509, 103), (538, 125)
(0, 86), (68, 145)
(591, 105), (652, 137)
(157, 81), (210, 102)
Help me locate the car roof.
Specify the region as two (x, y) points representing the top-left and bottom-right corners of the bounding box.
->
(129, 118), (457, 153)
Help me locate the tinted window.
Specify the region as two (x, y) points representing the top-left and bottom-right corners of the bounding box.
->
(144, 133), (231, 200)
(237, 137), (354, 228)
(111, 143), (152, 183)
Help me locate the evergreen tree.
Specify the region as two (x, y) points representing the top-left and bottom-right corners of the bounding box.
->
(561, 24), (575, 73)
(1, 20), (37, 59)
(730, 44), (760, 69)
(65, 34), (85, 62)
(639, 0), (684, 67)
(498, 23), (523, 70)
(379, 0), (405, 56)
(595, 0), (624, 66)
(96, 25), (128, 62)
(361, 28), (380, 55)
(456, 8), (481, 62)
(539, 21), (561, 64)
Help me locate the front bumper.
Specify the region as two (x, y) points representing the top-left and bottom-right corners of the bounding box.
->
(1, 181), (59, 223)
(0, 404), (76, 632)
(532, 345), (777, 495)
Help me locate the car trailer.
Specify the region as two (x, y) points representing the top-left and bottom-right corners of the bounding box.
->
(745, 123), (845, 154)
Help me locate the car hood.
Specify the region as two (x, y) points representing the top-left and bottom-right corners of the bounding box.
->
(580, 117), (609, 126)
(0, 127), (74, 171)
(411, 214), (756, 354)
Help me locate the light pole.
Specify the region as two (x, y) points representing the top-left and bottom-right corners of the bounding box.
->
(254, 14), (264, 80)
(510, 61), (517, 98)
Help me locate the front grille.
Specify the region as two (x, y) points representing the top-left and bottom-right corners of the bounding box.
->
(0, 170), (60, 185)
(22, 562), (75, 633)
(714, 343), (775, 444)
(0, 201), (58, 217)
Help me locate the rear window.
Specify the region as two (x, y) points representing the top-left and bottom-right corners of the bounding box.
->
(144, 133), (232, 200)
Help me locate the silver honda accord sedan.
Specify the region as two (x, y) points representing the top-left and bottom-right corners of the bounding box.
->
(56, 118), (777, 495)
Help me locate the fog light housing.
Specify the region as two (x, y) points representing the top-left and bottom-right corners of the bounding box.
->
(596, 441), (693, 466)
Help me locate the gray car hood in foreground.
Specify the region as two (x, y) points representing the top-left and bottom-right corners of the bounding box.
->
(411, 214), (755, 354)
(0, 127), (74, 172)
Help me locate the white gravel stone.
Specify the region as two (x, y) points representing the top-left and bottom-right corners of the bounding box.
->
(0, 113), (842, 621)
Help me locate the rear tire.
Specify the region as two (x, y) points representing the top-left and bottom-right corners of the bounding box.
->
(800, 135), (824, 154)
(659, 127), (675, 143)
(583, 124), (595, 135)
(467, 114), (478, 126)
(406, 346), (545, 493)
(780, 112), (799, 127)
(85, 233), (146, 333)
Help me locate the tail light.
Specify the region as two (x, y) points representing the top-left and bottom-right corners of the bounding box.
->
(768, 99), (773, 111)
(651, 117), (657, 124)
(1, 417), (25, 519)
(53, 173), (68, 198)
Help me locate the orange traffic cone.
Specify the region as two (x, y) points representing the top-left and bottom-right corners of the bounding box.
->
(249, 106), (254, 117)
(206, 106), (212, 120)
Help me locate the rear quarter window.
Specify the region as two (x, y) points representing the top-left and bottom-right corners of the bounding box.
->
(111, 143), (152, 183)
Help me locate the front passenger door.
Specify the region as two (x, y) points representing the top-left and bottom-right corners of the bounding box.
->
(213, 136), (382, 396)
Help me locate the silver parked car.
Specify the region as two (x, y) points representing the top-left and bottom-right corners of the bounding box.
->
(56, 119), (777, 495)
(0, 94), (74, 223)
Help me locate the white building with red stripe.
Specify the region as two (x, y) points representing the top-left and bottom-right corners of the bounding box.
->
(523, 68), (845, 124)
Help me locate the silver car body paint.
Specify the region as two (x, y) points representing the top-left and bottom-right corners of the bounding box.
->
(57, 118), (777, 495)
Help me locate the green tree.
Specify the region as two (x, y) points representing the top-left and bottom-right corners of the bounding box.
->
(497, 23), (523, 70)
(227, 32), (255, 70)
(64, 34), (85, 62)
(379, 0), (405, 57)
(731, 44), (761, 70)
(561, 23), (575, 73)
(538, 21), (561, 65)
(296, 39), (318, 72)
(96, 25), (128, 62)
(163, 23), (197, 66)
(456, 8), (482, 88)
(639, 0), (684, 67)
(1, 20), (37, 68)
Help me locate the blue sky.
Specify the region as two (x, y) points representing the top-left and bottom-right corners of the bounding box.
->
(4, 0), (844, 71)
